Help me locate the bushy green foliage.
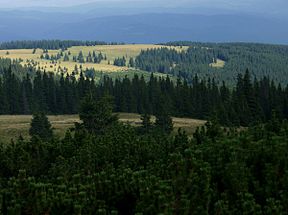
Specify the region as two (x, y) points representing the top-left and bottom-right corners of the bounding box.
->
(1, 117), (288, 214)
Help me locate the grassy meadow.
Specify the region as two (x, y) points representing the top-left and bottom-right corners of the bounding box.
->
(0, 113), (205, 143)
(0, 44), (188, 79)
(210, 58), (225, 68)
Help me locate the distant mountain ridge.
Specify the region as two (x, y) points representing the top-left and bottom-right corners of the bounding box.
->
(0, 11), (287, 44)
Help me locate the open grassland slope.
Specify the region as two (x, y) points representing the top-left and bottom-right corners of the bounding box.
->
(0, 44), (188, 78)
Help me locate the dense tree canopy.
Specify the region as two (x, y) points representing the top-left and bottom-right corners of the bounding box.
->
(0, 65), (287, 126)
(1, 112), (288, 214)
(136, 42), (288, 85)
(1, 41), (288, 214)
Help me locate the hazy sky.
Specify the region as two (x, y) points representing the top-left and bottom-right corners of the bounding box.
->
(0, 0), (284, 7)
(0, 0), (287, 17)
(0, 0), (97, 7)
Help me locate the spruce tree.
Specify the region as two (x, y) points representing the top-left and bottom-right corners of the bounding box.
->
(79, 95), (118, 135)
(155, 96), (173, 134)
(77, 51), (85, 63)
(29, 112), (53, 141)
(140, 113), (152, 133)
(63, 53), (69, 61)
(129, 57), (135, 67)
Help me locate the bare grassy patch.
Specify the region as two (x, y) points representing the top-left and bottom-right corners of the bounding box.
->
(210, 58), (225, 68)
(0, 114), (205, 143)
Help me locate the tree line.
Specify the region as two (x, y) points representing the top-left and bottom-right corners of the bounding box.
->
(0, 40), (122, 50)
(72, 51), (107, 64)
(0, 66), (287, 126)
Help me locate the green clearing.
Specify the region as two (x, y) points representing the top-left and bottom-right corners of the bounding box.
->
(0, 113), (205, 143)
(209, 58), (225, 68)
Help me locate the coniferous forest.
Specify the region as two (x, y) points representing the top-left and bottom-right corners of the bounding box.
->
(0, 40), (119, 50)
(136, 42), (288, 84)
(0, 62), (287, 126)
(1, 40), (288, 214)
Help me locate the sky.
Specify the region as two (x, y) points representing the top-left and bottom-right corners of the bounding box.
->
(0, 0), (96, 7)
(0, 0), (284, 8)
(0, 0), (287, 18)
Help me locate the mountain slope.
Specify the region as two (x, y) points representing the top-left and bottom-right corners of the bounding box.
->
(0, 12), (287, 44)
(49, 14), (288, 44)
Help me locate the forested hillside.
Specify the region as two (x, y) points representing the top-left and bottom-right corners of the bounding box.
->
(136, 42), (288, 84)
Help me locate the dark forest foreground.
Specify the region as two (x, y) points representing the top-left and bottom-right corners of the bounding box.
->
(1, 96), (288, 214)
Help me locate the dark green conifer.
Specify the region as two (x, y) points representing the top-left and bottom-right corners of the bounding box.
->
(79, 95), (118, 134)
(29, 112), (53, 141)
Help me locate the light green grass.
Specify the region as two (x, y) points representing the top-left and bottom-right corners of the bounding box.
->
(0, 114), (206, 143)
(210, 58), (225, 68)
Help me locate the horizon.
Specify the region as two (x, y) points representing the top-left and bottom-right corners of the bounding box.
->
(0, 0), (286, 17)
